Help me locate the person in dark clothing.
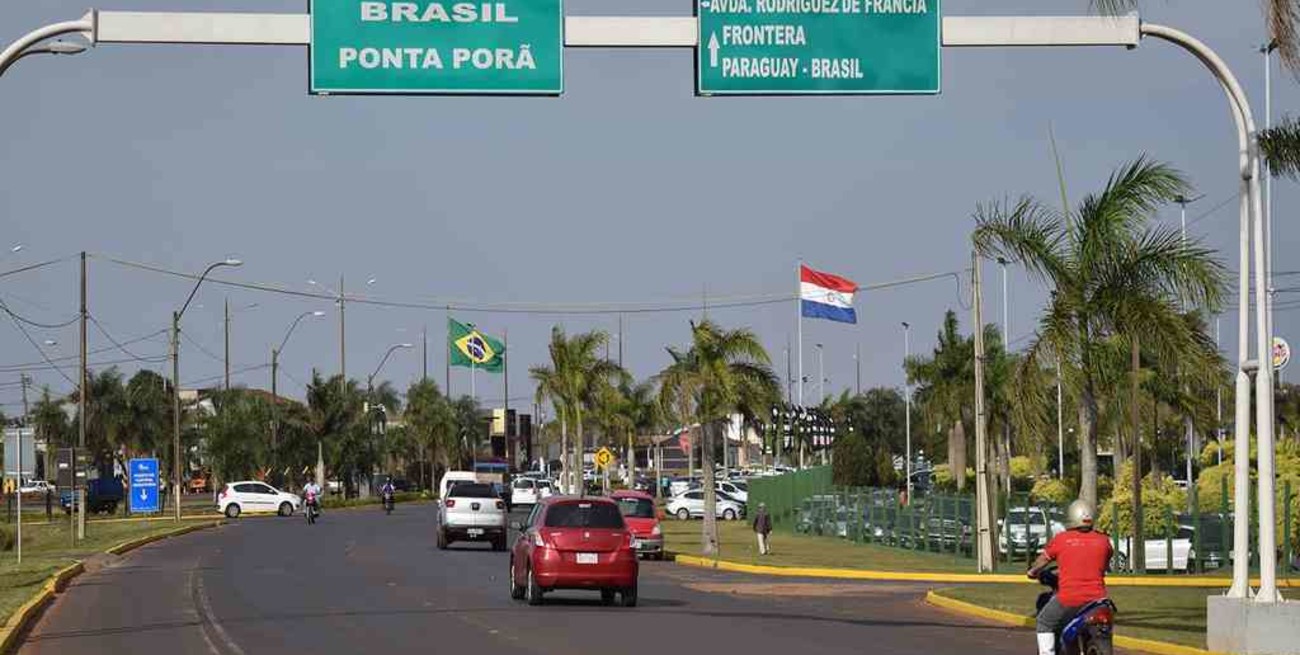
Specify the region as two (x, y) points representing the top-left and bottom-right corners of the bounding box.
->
(752, 502), (773, 555)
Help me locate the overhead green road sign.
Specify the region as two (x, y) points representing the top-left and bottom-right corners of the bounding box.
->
(697, 0), (941, 95)
(310, 1), (564, 95)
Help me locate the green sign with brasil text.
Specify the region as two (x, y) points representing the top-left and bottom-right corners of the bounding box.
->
(697, 0), (940, 95)
(310, 1), (563, 95)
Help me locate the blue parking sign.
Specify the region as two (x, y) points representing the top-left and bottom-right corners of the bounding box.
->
(129, 458), (159, 514)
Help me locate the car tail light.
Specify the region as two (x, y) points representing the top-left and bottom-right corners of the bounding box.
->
(220, 485), (229, 499)
(651, 523), (661, 536)
(532, 531), (547, 548)
(496, 500), (505, 510)
(1087, 608), (1114, 625)
(445, 499), (456, 508)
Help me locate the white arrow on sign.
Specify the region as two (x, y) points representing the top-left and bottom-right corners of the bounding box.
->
(139, 488), (148, 501)
(708, 32), (720, 68)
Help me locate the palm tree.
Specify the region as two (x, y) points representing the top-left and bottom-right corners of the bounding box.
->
(974, 157), (1227, 511)
(906, 311), (975, 491)
(529, 327), (620, 494)
(126, 370), (171, 458)
(306, 372), (368, 496)
(404, 379), (456, 489)
(75, 368), (132, 471)
(659, 320), (779, 555)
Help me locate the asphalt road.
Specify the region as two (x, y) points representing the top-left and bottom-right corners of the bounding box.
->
(20, 502), (1051, 655)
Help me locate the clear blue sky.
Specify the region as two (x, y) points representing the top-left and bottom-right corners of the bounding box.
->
(0, 1), (1294, 418)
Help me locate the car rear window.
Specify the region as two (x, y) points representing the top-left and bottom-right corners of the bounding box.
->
(544, 501), (626, 529)
(615, 497), (655, 519)
(448, 483), (498, 499)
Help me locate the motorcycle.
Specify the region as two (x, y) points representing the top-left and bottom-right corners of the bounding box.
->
(1034, 567), (1117, 655)
(304, 495), (319, 525)
(382, 490), (395, 515)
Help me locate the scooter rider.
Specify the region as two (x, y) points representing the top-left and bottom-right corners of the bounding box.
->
(381, 479), (396, 502)
(1026, 499), (1112, 655)
(303, 480), (322, 515)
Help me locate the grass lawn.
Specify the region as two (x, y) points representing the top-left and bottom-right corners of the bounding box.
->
(938, 583), (1214, 648)
(662, 519), (976, 573)
(0, 518), (205, 627)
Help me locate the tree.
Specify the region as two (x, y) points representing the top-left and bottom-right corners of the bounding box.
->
(658, 320), (779, 555)
(974, 157), (1227, 513)
(905, 311), (975, 491)
(31, 387), (70, 449)
(74, 368), (131, 471)
(125, 370), (171, 458)
(306, 372), (370, 496)
(529, 327), (620, 494)
(450, 395), (484, 467)
(404, 379), (456, 489)
(204, 389), (273, 483)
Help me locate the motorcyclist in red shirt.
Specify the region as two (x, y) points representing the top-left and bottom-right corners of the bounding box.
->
(1027, 499), (1112, 655)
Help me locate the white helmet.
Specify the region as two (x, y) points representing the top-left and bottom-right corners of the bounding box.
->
(1065, 499), (1095, 530)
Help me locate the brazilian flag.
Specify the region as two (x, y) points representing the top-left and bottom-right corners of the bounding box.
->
(449, 318), (504, 372)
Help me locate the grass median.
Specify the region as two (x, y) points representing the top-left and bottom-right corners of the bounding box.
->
(937, 583), (1215, 648)
(662, 519), (975, 573)
(0, 518), (203, 627)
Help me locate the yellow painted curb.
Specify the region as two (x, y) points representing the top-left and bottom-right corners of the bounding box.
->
(670, 554), (1294, 588)
(0, 520), (222, 655)
(0, 562), (82, 654)
(924, 590), (1228, 655)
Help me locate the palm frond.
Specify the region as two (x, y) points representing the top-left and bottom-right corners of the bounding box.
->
(973, 196), (1069, 285)
(1090, 0), (1137, 14)
(1269, 0), (1300, 77)
(1260, 115), (1300, 179)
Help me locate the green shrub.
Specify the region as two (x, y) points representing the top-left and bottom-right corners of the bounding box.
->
(1031, 477), (1075, 506)
(1010, 456), (1036, 492)
(0, 524), (14, 552)
(1098, 462), (1186, 538)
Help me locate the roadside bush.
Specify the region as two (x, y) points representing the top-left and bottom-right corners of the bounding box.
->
(1098, 462), (1186, 539)
(1010, 456), (1036, 492)
(933, 464), (975, 493)
(1195, 444), (1300, 551)
(0, 524), (13, 551)
(832, 432), (873, 488)
(1031, 477), (1075, 506)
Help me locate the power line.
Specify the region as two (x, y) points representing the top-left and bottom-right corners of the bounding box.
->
(96, 253), (968, 316)
(0, 297), (79, 329)
(1185, 192), (1242, 229)
(184, 363), (270, 388)
(0, 328), (168, 372)
(0, 256), (71, 281)
(179, 329), (226, 365)
(88, 313), (159, 364)
(1, 301), (75, 386)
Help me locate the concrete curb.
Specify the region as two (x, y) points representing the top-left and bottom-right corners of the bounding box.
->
(924, 590), (1227, 655)
(0, 519), (222, 655)
(669, 553), (1293, 588)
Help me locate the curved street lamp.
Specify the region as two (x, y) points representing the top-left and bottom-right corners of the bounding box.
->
(0, 33), (89, 77)
(369, 343), (414, 393)
(269, 310), (325, 487)
(171, 258), (242, 520)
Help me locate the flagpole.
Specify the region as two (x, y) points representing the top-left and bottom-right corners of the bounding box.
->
(445, 309), (451, 397)
(797, 260), (803, 407)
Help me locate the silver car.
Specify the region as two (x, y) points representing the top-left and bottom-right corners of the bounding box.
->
(666, 489), (746, 521)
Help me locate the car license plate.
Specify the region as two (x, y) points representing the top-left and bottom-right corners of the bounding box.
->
(576, 552), (598, 564)
(467, 528), (484, 537)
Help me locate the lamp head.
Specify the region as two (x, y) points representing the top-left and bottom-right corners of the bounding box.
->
(46, 40), (88, 55)
(311, 311), (326, 317)
(223, 258), (243, 267)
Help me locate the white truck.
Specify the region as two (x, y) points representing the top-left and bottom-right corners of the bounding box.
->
(437, 481), (508, 551)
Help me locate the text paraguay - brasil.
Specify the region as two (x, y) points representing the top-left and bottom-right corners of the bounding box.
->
(336, 2), (538, 72)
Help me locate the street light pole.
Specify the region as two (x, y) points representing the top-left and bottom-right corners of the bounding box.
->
(903, 322), (912, 504)
(815, 343), (824, 402)
(271, 311), (323, 483)
(172, 259), (241, 521)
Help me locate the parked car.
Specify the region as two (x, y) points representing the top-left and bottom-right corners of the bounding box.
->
(509, 496), (639, 606)
(510, 476), (553, 507)
(1114, 527), (1196, 572)
(438, 482), (508, 550)
(19, 480), (53, 495)
(217, 481), (302, 518)
(715, 480), (748, 503)
(668, 477), (696, 497)
(611, 490), (663, 560)
(666, 489), (745, 521)
(61, 476), (124, 514)
(998, 506), (1065, 554)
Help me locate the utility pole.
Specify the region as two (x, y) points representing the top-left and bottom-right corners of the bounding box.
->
(16, 373), (25, 563)
(171, 310), (181, 521)
(1176, 194), (1203, 492)
(1057, 356), (1065, 479)
(78, 251), (87, 539)
(338, 274), (346, 394)
(855, 343), (861, 396)
(1130, 335), (1144, 574)
(422, 325), (428, 381)
(972, 253), (995, 572)
(224, 297), (230, 391)
(998, 258), (1011, 497)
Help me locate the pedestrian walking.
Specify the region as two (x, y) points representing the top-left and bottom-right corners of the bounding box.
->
(753, 502), (772, 555)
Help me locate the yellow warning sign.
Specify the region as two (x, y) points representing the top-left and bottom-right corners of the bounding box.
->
(594, 447), (614, 470)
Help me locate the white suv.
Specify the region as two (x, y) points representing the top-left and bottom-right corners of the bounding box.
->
(218, 481), (302, 518)
(437, 482), (508, 550)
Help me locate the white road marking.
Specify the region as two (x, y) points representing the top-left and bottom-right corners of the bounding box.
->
(190, 560), (247, 655)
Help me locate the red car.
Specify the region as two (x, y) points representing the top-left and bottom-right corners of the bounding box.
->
(509, 496), (639, 607)
(610, 490), (664, 560)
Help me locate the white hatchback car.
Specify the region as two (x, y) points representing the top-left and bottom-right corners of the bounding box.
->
(218, 481), (302, 518)
(509, 477), (553, 506)
(666, 489), (746, 521)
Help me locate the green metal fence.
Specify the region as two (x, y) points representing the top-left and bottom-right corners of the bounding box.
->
(749, 468), (1299, 576)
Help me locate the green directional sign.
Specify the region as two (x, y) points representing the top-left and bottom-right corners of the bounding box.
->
(697, 0), (941, 95)
(310, 0), (564, 95)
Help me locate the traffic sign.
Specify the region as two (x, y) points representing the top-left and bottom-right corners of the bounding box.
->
(1274, 336), (1291, 370)
(697, 0), (941, 95)
(310, 0), (564, 95)
(129, 458), (160, 514)
(594, 447), (614, 470)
